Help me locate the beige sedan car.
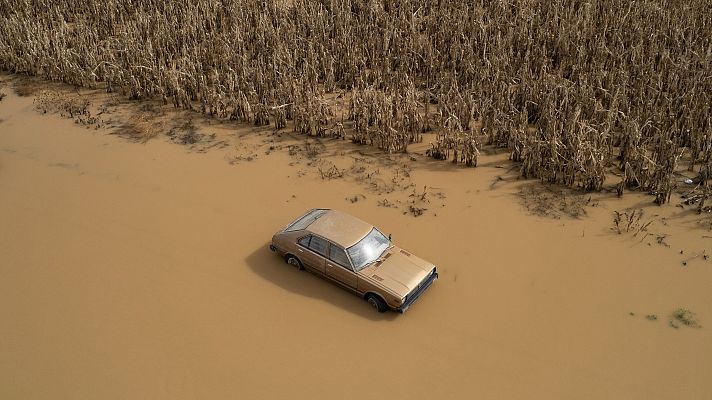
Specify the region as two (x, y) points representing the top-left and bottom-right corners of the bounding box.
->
(269, 209), (438, 312)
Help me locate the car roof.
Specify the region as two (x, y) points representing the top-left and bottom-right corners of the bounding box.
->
(307, 209), (374, 248)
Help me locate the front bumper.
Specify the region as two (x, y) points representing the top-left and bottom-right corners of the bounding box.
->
(396, 269), (438, 313)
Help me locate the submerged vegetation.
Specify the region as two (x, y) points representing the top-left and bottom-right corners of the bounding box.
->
(0, 0), (711, 201)
(670, 308), (702, 329)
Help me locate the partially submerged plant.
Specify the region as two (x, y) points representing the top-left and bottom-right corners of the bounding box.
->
(0, 0), (709, 199)
(612, 209), (654, 235)
(670, 308), (702, 329)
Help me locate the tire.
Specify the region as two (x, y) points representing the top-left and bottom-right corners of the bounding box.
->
(365, 294), (388, 313)
(285, 254), (304, 270)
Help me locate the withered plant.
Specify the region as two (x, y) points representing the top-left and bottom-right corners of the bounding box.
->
(1, 0), (710, 201)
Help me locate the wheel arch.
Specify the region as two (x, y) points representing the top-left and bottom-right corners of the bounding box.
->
(363, 291), (385, 301)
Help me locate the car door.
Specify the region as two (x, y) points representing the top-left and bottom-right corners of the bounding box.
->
(325, 243), (358, 290)
(296, 235), (326, 274)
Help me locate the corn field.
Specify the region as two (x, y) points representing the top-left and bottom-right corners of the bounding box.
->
(1, 0), (711, 202)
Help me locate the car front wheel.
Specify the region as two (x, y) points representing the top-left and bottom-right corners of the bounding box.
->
(366, 294), (388, 313)
(285, 255), (304, 270)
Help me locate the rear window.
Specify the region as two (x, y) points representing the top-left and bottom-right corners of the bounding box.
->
(284, 209), (328, 232)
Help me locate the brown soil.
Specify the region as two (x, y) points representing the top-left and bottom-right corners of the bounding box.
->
(1, 74), (711, 399)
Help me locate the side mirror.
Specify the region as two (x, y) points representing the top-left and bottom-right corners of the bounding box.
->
(388, 234), (392, 241)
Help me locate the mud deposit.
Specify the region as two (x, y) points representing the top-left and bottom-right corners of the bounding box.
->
(1, 77), (711, 399)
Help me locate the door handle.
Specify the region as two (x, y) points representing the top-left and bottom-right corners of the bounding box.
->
(297, 248), (304, 252)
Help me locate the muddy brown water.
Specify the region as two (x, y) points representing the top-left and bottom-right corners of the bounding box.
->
(1, 80), (711, 399)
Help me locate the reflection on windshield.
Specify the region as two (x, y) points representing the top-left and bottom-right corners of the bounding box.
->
(347, 228), (390, 271)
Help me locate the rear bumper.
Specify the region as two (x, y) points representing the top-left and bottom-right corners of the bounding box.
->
(269, 243), (285, 256)
(396, 269), (438, 313)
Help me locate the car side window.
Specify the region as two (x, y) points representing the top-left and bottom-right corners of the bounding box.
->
(297, 235), (311, 247)
(308, 235), (329, 257)
(329, 245), (352, 270)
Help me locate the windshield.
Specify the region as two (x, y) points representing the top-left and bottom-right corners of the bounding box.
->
(347, 228), (390, 271)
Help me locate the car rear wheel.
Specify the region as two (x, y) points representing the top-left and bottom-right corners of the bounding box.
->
(285, 255), (304, 270)
(366, 294), (388, 313)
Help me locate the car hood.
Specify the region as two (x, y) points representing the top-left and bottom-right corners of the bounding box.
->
(358, 247), (434, 297)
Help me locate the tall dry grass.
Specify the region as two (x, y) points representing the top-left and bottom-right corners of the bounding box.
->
(1, 0), (710, 202)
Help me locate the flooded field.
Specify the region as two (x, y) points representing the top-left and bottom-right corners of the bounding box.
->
(1, 76), (711, 399)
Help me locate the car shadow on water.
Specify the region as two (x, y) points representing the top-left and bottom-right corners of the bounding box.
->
(245, 244), (398, 321)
